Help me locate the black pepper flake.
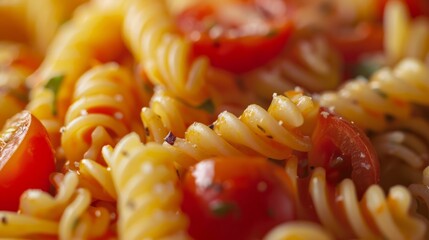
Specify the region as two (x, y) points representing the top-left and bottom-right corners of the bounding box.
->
(310, 166), (315, 170)
(121, 150), (128, 157)
(208, 124), (214, 130)
(257, 124), (266, 133)
(127, 200), (136, 210)
(145, 127), (150, 136)
(164, 131), (176, 145)
(1, 216), (7, 225)
(266, 135), (273, 139)
(385, 114), (395, 123)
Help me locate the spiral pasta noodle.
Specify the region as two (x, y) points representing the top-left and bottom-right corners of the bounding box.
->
(26, 2), (125, 148)
(284, 158), (426, 240)
(384, 0), (429, 65)
(164, 90), (318, 169)
(141, 87), (214, 143)
(263, 221), (334, 240)
(0, 0), (87, 53)
(318, 58), (429, 131)
(61, 63), (144, 167)
(371, 118), (429, 189)
(122, 0), (209, 105)
(244, 30), (341, 100)
(0, 172), (112, 239)
(102, 132), (190, 240)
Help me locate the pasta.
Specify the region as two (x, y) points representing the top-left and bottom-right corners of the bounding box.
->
(164, 90), (318, 169)
(318, 58), (429, 131)
(122, 0), (210, 105)
(1, 0), (429, 239)
(61, 63), (144, 166)
(102, 133), (189, 240)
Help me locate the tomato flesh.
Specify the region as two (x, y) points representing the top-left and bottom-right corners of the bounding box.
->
(181, 157), (297, 240)
(0, 111), (55, 211)
(177, 0), (294, 73)
(308, 108), (380, 196)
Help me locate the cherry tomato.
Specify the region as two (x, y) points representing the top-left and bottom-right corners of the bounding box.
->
(0, 111), (55, 211)
(327, 22), (384, 64)
(308, 108), (380, 196)
(176, 0), (294, 73)
(181, 157), (297, 240)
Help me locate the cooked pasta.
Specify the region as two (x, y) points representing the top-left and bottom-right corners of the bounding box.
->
(263, 221), (334, 240)
(0, 172), (112, 239)
(318, 58), (429, 131)
(164, 90), (318, 169)
(1, 0), (429, 239)
(0, 0), (87, 53)
(384, 0), (429, 65)
(102, 133), (190, 240)
(284, 158), (426, 240)
(141, 87), (213, 143)
(26, 1), (125, 147)
(61, 63), (143, 166)
(122, 0), (209, 105)
(243, 30), (341, 100)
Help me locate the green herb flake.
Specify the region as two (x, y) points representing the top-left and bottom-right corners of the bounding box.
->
(352, 60), (381, 79)
(210, 202), (236, 217)
(196, 99), (215, 114)
(44, 75), (64, 115)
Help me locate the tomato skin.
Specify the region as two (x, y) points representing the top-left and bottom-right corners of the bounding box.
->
(177, 1), (294, 73)
(181, 157), (297, 240)
(0, 111), (55, 211)
(308, 108), (380, 197)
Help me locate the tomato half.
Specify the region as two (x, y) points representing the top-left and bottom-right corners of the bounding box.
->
(0, 111), (55, 211)
(308, 108), (380, 196)
(176, 0), (294, 73)
(181, 157), (297, 240)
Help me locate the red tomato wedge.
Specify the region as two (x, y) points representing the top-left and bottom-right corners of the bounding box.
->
(308, 108), (380, 196)
(176, 0), (294, 73)
(0, 111), (55, 211)
(181, 157), (297, 240)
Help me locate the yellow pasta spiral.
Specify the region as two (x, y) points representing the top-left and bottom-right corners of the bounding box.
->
(102, 133), (190, 240)
(141, 87), (213, 143)
(0, 172), (111, 239)
(122, 0), (209, 105)
(318, 58), (429, 131)
(371, 118), (429, 189)
(284, 158), (426, 240)
(244, 30), (341, 100)
(263, 221), (334, 240)
(164, 90), (318, 169)
(384, 0), (429, 65)
(26, 2), (125, 148)
(61, 63), (142, 166)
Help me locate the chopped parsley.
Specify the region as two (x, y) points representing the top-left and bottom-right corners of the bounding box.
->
(44, 75), (64, 115)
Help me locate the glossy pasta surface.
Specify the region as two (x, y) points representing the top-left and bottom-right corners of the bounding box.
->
(0, 0), (429, 239)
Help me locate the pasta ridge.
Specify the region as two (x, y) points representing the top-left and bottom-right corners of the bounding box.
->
(102, 133), (190, 240)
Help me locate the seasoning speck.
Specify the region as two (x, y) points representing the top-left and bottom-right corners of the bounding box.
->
(164, 131), (176, 145)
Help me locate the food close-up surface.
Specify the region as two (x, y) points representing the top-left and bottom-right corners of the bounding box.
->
(0, 0), (429, 239)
